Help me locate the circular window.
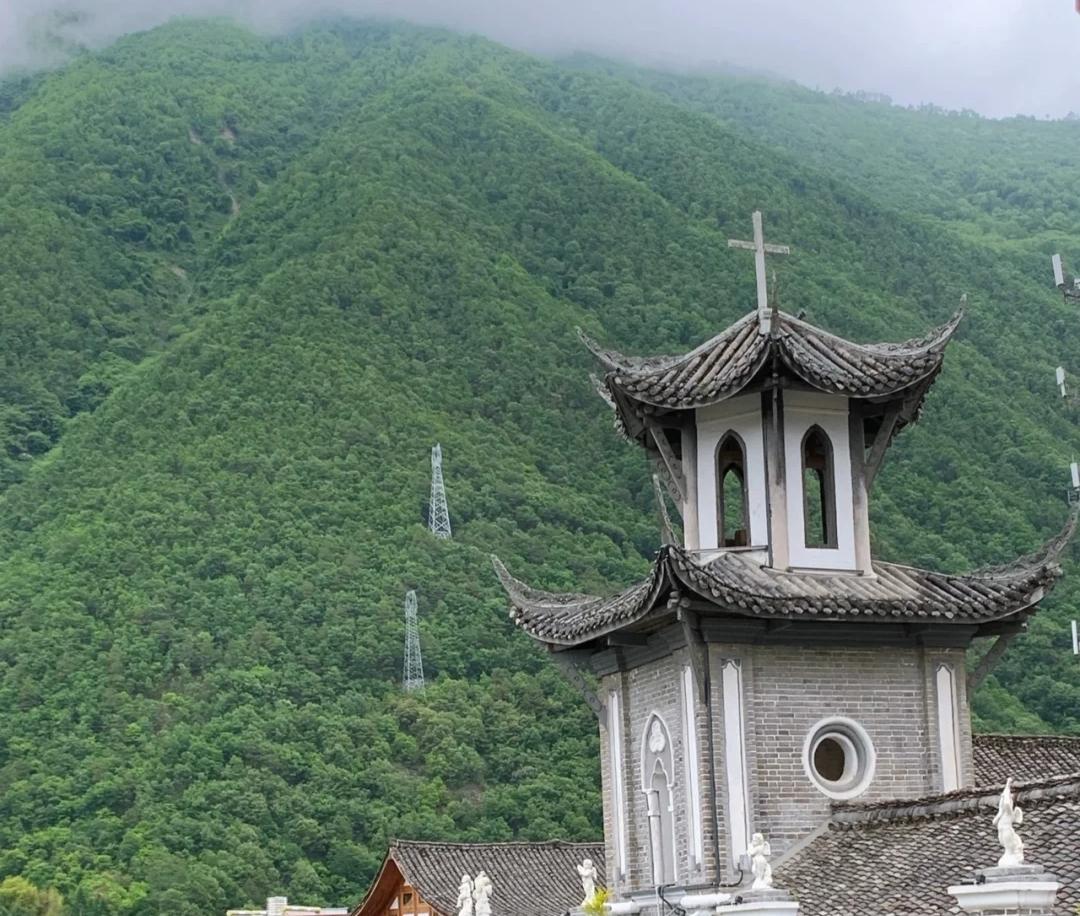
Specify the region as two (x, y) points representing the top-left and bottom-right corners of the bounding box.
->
(802, 717), (875, 800)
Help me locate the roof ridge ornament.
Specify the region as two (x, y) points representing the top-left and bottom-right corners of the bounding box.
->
(727, 210), (791, 336)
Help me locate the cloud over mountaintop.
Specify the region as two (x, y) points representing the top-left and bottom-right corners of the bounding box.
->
(0, 0), (1078, 117)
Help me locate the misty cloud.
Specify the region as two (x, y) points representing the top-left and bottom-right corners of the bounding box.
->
(0, 0), (1078, 117)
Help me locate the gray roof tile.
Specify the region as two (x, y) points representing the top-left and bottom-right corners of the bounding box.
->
(581, 309), (962, 436)
(493, 512), (1074, 647)
(778, 775), (1080, 916)
(373, 840), (604, 916)
(974, 734), (1080, 786)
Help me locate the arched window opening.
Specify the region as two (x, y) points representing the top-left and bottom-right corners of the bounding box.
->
(802, 426), (837, 549)
(716, 433), (749, 547)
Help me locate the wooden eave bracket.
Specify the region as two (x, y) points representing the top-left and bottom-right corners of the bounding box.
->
(863, 404), (902, 489)
(645, 417), (687, 503)
(652, 473), (679, 545)
(548, 647), (607, 726)
(653, 460), (684, 516)
(968, 632), (1017, 693)
(676, 600), (708, 703)
(864, 386), (925, 488)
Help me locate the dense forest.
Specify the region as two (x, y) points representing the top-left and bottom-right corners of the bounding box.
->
(1, 18), (1079, 916)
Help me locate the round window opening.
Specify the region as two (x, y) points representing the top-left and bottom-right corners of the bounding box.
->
(802, 718), (875, 800)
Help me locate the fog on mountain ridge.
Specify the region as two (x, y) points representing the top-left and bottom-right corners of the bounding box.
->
(1, 0), (1078, 118)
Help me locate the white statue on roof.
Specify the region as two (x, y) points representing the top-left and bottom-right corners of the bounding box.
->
(456, 875), (474, 916)
(577, 858), (599, 906)
(473, 871), (493, 916)
(993, 777), (1025, 866)
(747, 833), (773, 890)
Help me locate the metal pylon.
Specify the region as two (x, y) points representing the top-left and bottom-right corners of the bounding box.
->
(403, 590), (425, 692)
(429, 444), (452, 539)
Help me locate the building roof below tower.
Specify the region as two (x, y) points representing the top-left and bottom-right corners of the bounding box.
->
(349, 841), (604, 916)
(776, 773), (1080, 916)
(974, 734), (1080, 787)
(493, 510), (1075, 648)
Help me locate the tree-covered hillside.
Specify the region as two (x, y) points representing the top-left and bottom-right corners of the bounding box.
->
(571, 56), (1080, 246)
(0, 18), (1077, 916)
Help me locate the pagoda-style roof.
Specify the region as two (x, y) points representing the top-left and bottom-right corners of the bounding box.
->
(582, 308), (962, 441)
(492, 509), (1075, 648)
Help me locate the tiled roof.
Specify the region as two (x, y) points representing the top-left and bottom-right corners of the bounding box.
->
(581, 309), (962, 431)
(364, 840), (604, 916)
(777, 775), (1080, 915)
(493, 512), (1074, 647)
(974, 734), (1080, 786)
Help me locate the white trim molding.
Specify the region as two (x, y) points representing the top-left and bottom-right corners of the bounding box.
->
(721, 659), (751, 867)
(782, 391), (859, 571)
(640, 712), (678, 886)
(608, 689), (629, 880)
(935, 663), (962, 792)
(695, 397), (769, 551)
(802, 716), (876, 801)
(681, 665), (705, 866)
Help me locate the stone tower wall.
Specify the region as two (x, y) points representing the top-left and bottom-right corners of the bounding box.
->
(597, 641), (973, 893)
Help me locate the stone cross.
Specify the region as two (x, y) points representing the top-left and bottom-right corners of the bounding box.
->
(727, 210), (791, 335)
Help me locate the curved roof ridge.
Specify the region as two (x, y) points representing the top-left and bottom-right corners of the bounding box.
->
(970, 505), (1078, 579)
(496, 538), (1066, 647)
(491, 554), (668, 646)
(491, 554), (604, 608)
(576, 314), (757, 376)
(581, 307), (964, 422)
(785, 306), (964, 358)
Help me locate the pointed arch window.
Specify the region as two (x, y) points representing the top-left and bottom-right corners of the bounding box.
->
(716, 433), (749, 547)
(802, 426), (838, 549)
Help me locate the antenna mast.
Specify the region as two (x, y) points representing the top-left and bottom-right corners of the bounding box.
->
(402, 590), (425, 692)
(429, 444), (452, 539)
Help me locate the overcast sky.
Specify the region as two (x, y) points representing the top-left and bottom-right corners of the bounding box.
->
(1, 0), (1078, 117)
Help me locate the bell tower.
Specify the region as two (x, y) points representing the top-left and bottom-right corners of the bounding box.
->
(494, 212), (1074, 906)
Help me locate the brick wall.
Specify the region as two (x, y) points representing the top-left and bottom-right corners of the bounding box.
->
(729, 643), (966, 854)
(597, 641), (972, 894)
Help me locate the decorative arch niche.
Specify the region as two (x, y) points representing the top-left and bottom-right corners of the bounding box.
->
(640, 713), (677, 885)
(801, 425), (838, 549)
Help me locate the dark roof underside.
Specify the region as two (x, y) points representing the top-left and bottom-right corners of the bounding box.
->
(381, 840), (604, 916)
(493, 511), (1074, 647)
(777, 775), (1080, 916)
(582, 309), (962, 420)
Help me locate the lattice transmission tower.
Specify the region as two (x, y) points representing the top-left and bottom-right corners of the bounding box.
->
(429, 444), (452, 539)
(402, 590), (425, 692)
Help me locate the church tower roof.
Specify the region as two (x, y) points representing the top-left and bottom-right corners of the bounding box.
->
(492, 507), (1076, 649)
(581, 307), (963, 447)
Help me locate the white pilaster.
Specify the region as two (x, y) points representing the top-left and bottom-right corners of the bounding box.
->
(681, 666), (704, 866)
(608, 688), (628, 880)
(721, 659), (751, 868)
(935, 663), (961, 792)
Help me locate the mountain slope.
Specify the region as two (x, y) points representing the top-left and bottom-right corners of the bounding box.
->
(569, 56), (1080, 246)
(0, 19), (1077, 916)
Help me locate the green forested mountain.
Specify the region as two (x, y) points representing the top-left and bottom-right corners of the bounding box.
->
(0, 18), (1078, 916)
